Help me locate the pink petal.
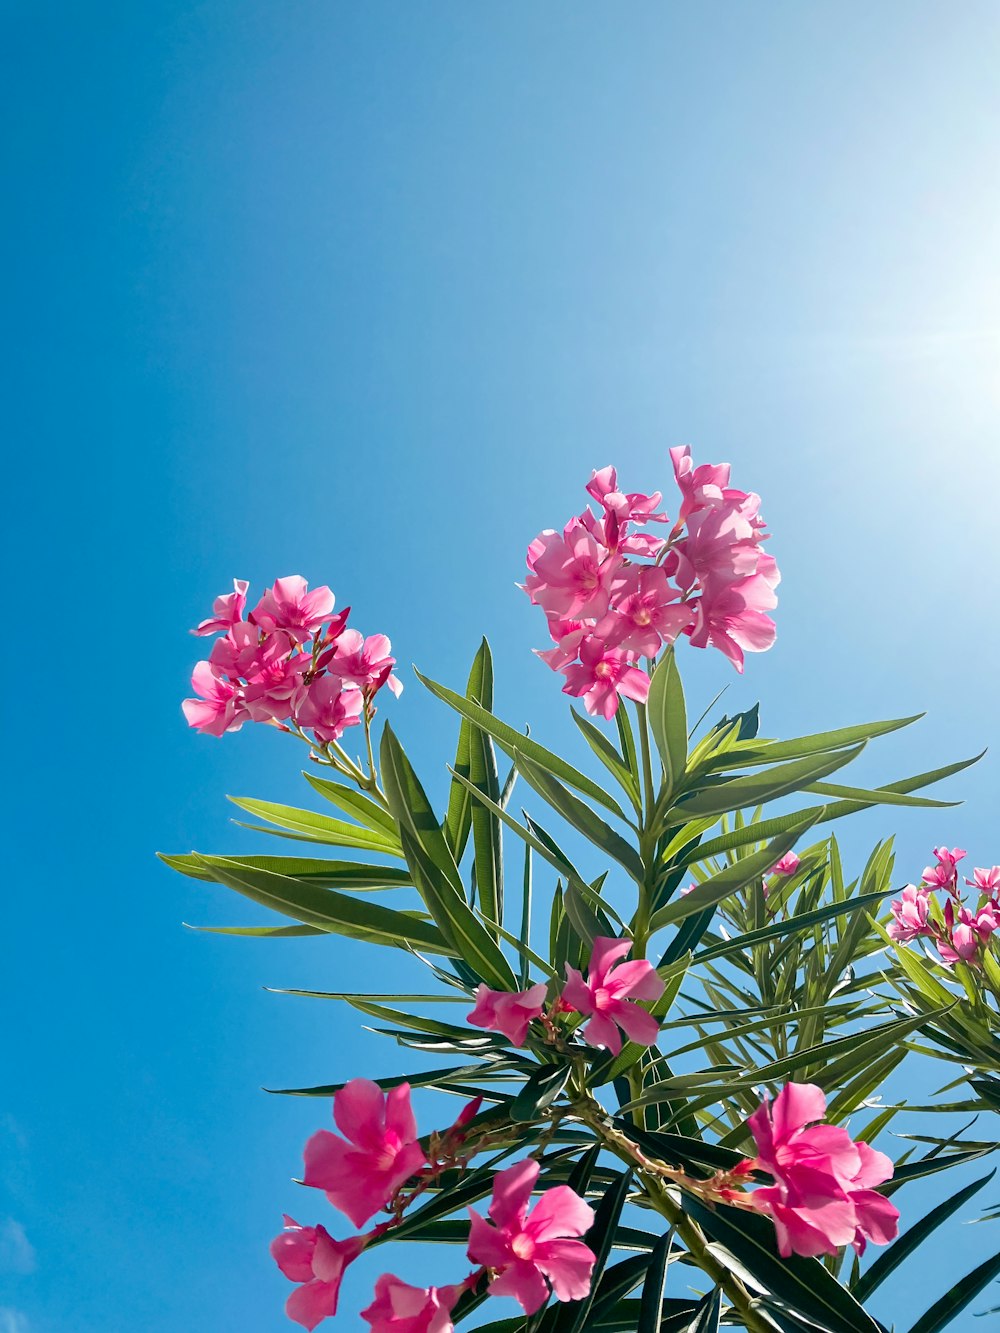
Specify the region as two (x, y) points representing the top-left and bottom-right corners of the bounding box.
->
(534, 1237), (597, 1302)
(302, 1130), (351, 1194)
(384, 1083), (417, 1144)
(582, 1011), (622, 1054)
(587, 936), (634, 981)
(771, 1082), (827, 1141)
(286, 1280), (341, 1331)
(334, 1079), (386, 1149)
(850, 1188), (900, 1247)
(561, 967), (594, 1016)
(488, 1158), (540, 1231)
(488, 1259), (550, 1315)
(606, 959), (665, 1002)
(525, 1186), (594, 1242)
(610, 1001), (660, 1047)
(466, 1208), (514, 1269)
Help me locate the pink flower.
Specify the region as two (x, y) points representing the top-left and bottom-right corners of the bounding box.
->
(523, 526), (617, 620)
(770, 853), (801, 877)
(252, 576), (336, 643)
(674, 501), (768, 591)
(687, 571), (778, 673)
(271, 1216), (365, 1330)
(192, 578), (249, 636)
(669, 446), (733, 522)
(361, 1275), (463, 1333)
(535, 617), (588, 673)
(467, 983), (548, 1046)
(210, 629), (306, 723)
(303, 1080), (428, 1228)
(967, 866), (1000, 896)
(294, 677), (365, 744)
(887, 885), (933, 943)
(922, 847), (967, 892)
(585, 467), (668, 527)
(181, 661), (247, 736)
(561, 936), (665, 1055)
(597, 566), (693, 658)
(937, 901), (998, 967)
(329, 631), (403, 697)
(745, 1083), (899, 1258)
(560, 636), (650, 720)
(467, 1158), (596, 1314)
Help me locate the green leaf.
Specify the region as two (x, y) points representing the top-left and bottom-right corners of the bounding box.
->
(511, 1064), (572, 1122)
(852, 1170), (995, 1304)
(704, 714), (924, 770)
(638, 1231), (673, 1333)
(519, 843), (533, 989)
(443, 641), (494, 861)
(650, 820), (820, 932)
(226, 796), (403, 855)
(675, 745), (866, 820)
(160, 851), (411, 890)
(187, 922), (326, 937)
(185, 854), (456, 954)
(515, 751), (644, 881)
(691, 891), (891, 965)
(381, 724), (517, 990)
(265, 1064), (508, 1097)
(647, 649), (687, 801)
(301, 773), (399, 835)
(817, 752), (985, 821)
(468, 647), (504, 935)
(682, 1288), (720, 1333)
(590, 1255), (656, 1321)
(906, 1249), (1000, 1333)
(416, 666), (627, 819)
(682, 1194), (880, 1333)
(572, 708), (643, 812)
(804, 780), (960, 809)
(885, 1145), (998, 1191)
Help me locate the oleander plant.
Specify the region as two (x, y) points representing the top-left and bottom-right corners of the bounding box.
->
(164, 450), (1000, 1331)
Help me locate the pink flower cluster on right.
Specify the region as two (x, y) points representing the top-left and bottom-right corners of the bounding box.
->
(523, 449), (780, 717)
(742, 1083), (899, 1258)
(888, 847), (1000, 966)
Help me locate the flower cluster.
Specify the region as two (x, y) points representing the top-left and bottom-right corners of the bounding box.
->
(741, 1083), (899, 1258)
(182, 576), (401, 743)
(888, 847), (999, 967)
(523, 449), (780, 717)
(468, 935), (666, 1057)
(271, 1080), (596, 1330)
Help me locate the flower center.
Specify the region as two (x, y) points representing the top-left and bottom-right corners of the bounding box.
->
(594, 662), (613, 679)
(373, 1132), (402, 1172)
(511, 1232), (536, 1261)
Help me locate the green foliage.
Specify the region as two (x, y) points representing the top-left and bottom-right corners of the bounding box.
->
(165, 642), (993, 1331)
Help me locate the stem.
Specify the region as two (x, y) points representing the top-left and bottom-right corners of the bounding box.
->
(571, 1090), (771, 1333)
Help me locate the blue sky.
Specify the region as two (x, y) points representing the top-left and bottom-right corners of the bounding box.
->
(5, 3), (1000, 1330)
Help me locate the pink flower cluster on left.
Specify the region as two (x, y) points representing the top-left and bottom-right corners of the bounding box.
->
(270, 1079), (597, 1331)
(182, 576), (401, 741)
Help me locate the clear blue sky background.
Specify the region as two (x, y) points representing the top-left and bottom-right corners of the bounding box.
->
(4, 4), (1000, 1331)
